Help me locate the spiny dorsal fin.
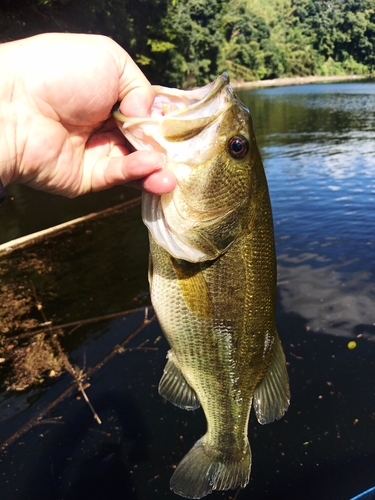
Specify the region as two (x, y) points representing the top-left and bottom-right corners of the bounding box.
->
(253, 333), (290, 424)
(159, 350), (200, 410)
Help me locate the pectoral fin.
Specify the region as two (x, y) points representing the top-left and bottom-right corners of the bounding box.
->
(253, 333), (290, 424)
(159, 350), (200, 410)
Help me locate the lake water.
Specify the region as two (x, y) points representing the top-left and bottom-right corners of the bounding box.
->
(237, 82), (375, 342)
(0, 81), (375, 500)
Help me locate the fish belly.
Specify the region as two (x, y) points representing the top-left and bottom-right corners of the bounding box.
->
(149, 231), (289, 498)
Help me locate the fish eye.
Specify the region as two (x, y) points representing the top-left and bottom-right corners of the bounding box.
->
(227, 135), (249, 159)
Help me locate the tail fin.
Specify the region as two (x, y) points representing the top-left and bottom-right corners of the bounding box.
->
(170, 436), (251, 499)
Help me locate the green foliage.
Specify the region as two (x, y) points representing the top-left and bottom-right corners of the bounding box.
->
(0, 0), (374, 87)
(147, 0), (228, 87)
(220, 0), (271, 80)
(289, 0), (375, 73)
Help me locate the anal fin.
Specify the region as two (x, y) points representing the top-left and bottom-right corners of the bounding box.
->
(159, 350), (200, 410)
(253, 333), (290, 424)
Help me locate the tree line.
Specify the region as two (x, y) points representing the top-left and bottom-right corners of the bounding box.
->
(1, 0), (374, 87)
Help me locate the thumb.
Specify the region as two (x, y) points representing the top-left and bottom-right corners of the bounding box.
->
(118, 54), (155, 118)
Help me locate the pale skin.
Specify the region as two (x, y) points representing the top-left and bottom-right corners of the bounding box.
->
(0, 32), (176, 197)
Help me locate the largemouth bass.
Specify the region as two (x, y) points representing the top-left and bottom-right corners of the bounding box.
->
(114, 73), (290, 499)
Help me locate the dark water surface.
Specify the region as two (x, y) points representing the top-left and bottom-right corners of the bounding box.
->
(1, 82), (375, 500)
(237, 82), (375, 342)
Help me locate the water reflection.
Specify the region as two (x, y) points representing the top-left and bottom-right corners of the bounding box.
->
(0, 183), (139, 244)
(238, 82), (375, 340)
(278, 263), (375, 337)
(239, 82), (375, 139)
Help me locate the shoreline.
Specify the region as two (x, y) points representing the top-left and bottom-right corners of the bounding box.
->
(230, 74), (371, 90)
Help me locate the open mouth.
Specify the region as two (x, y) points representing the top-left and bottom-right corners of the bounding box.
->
(113, 73), (231, 147)
(113, 73), (235, 263)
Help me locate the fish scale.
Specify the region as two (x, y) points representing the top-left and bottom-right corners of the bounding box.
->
(114, 72), (290, 499)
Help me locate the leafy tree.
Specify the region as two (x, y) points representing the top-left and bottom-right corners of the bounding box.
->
(0, 0), (374, 87)
(289, 0), (373, 74)
(147, 0), (228, 87)
(0, 0), (169, 75)
(220, 0), (272, 80)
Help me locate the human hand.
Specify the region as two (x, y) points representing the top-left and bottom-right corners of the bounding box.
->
(0, 33), (176, 197)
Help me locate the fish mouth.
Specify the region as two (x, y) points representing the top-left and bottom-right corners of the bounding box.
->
(113, 73), (233, 152)
(114, 73), (236, 263)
